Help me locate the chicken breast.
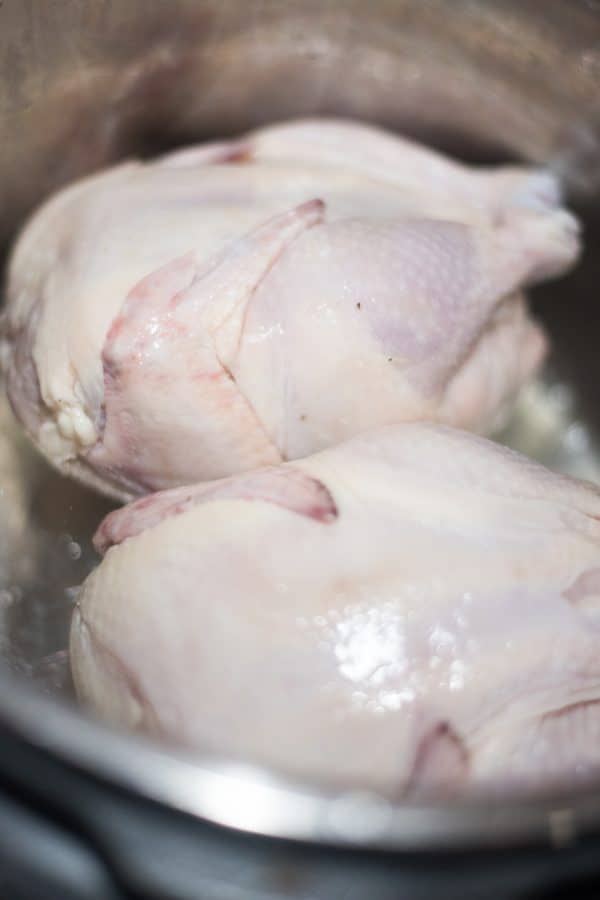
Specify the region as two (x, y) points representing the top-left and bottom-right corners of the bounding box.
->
(2, 119), (579, 498)
(72, 424), (600, 795)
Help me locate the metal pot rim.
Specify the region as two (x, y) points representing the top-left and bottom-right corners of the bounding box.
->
(1, 668), (598, 852)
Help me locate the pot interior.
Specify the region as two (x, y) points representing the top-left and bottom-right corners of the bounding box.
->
(1, 0), (600, 837)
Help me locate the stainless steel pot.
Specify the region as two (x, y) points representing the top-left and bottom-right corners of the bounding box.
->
(1, 2), (600, 897)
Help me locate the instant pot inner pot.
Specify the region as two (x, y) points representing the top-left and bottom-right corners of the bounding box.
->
(1, 0), (600, 805)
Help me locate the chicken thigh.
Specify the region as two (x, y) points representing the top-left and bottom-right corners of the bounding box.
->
(72, 424), (600, 795)
(2, 119), (580, 498)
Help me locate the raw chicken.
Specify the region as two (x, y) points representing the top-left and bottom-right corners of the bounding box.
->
(72, 424), (600, 794)
(2, 119), (580, 498)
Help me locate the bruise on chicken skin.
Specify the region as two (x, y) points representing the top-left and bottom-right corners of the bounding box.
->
(1, 119), (580, 499)
(72, 425), (600, 795)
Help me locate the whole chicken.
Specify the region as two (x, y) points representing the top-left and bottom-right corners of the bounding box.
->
(72, 424), (600, 794)
(2, 120), (580, 498)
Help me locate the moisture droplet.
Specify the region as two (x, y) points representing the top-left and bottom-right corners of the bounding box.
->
(67, 541), (82, 561)
(565, 422), (589, 453)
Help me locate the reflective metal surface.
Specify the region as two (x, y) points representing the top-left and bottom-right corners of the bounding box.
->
(3, 0), (600, 259)
(1, 0), (600, 851)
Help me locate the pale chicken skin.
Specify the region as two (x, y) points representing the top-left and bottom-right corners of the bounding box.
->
(72, 425), (600, 795)
(1, 119), (580, 499)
